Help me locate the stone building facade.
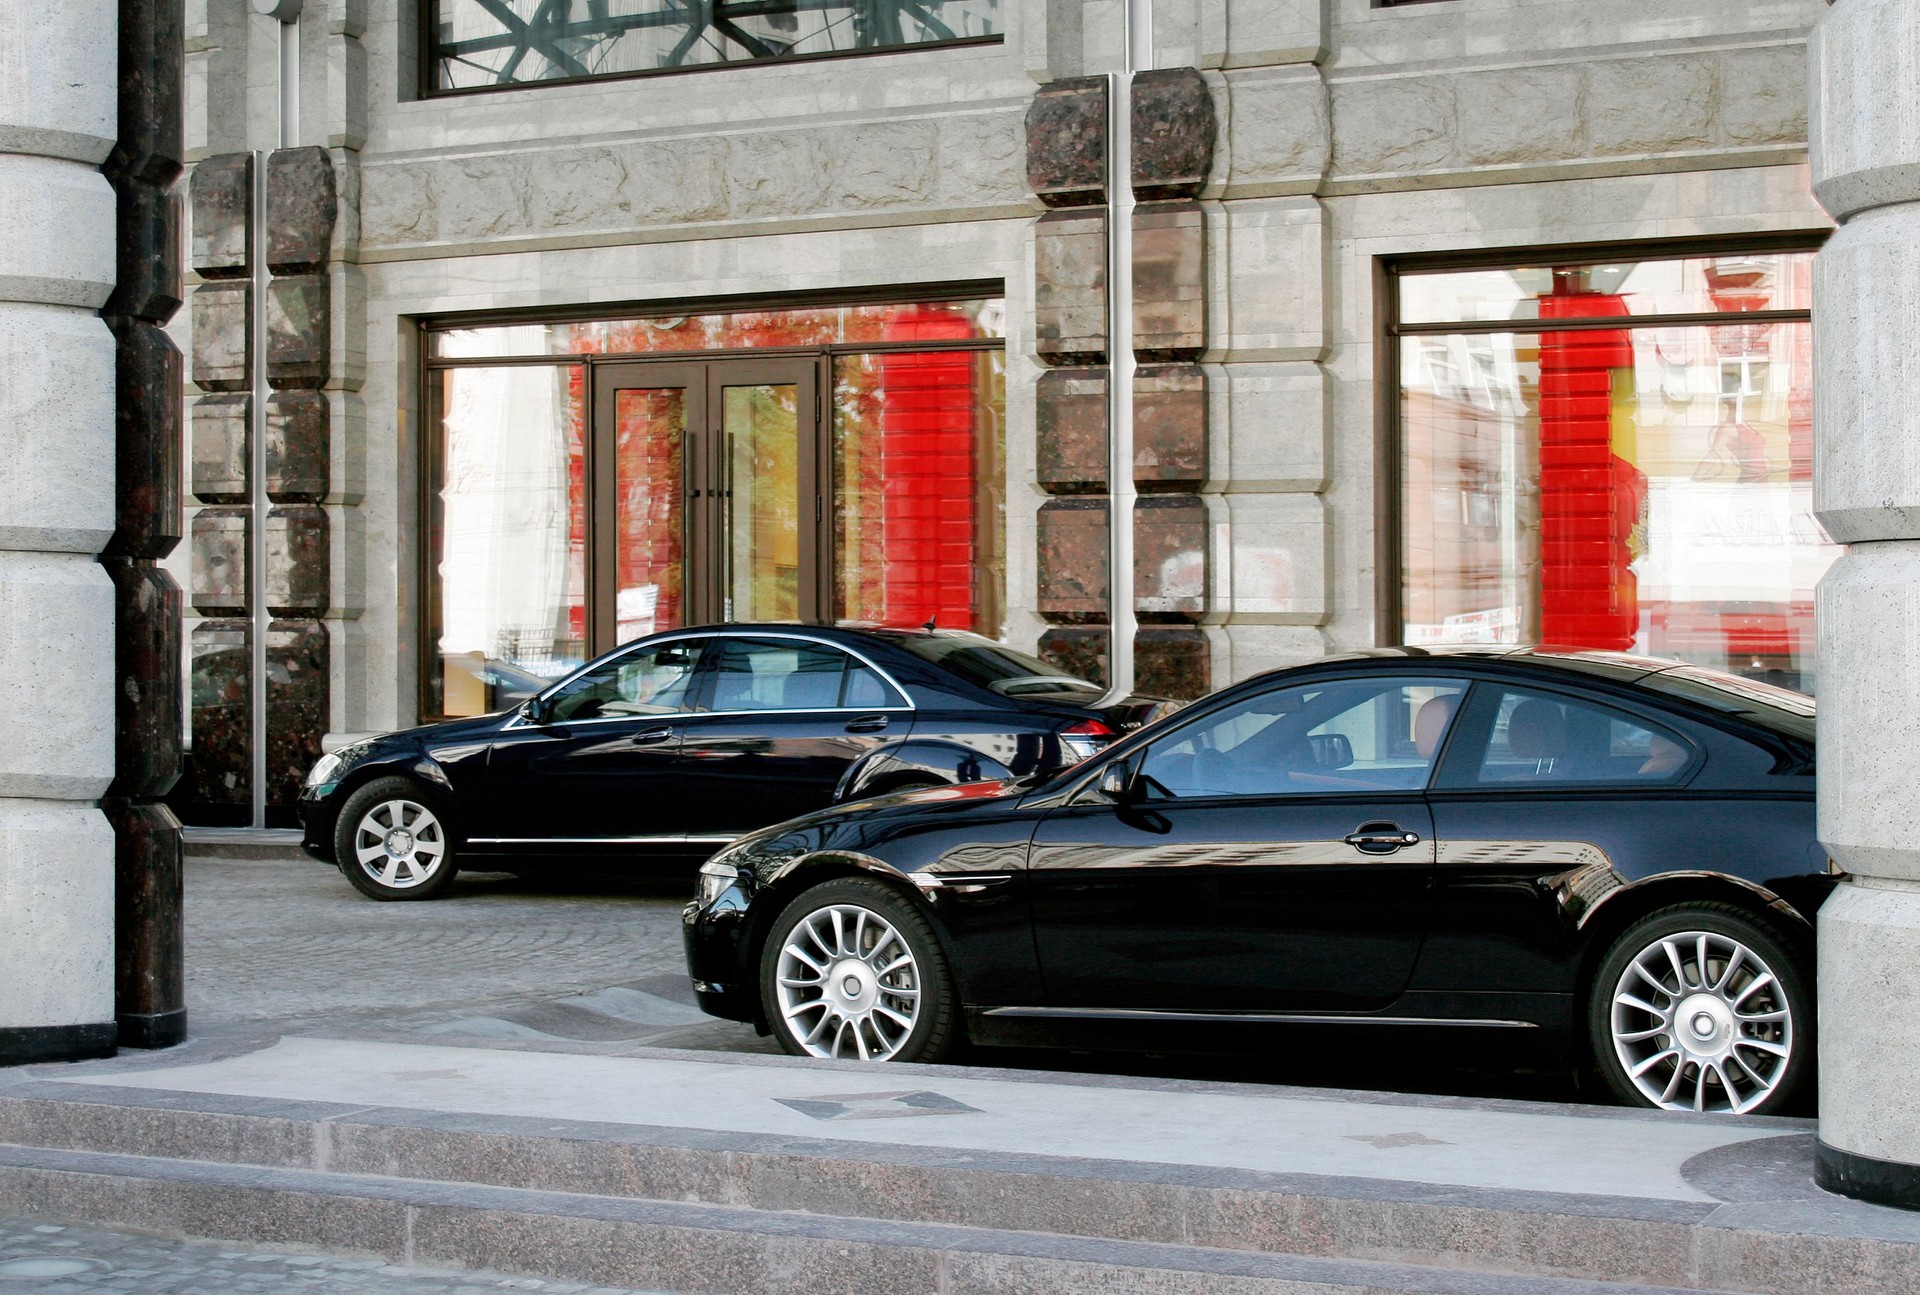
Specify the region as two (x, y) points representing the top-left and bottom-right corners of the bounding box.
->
(168, 0), (1835, 819)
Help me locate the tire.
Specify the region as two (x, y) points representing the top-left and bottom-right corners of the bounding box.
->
(333, 776), (461, 901)
(1588, 902), (1813, 1116)
(760, 877), (959, 1063)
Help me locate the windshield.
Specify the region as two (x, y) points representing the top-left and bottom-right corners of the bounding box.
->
(1640, 665), (1815, 742)
(893, 634), (1102, 696)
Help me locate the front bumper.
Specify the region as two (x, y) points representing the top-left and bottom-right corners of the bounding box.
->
(682, 883), (757, 1023)
(296, 786), (339, 862)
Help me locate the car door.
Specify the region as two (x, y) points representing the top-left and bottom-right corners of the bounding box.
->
(1027, 674), (1466, 1013)
(674, 635), (914, 838)
(480, 637), (711, 844)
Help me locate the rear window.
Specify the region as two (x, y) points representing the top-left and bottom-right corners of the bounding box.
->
(1639, 666), (1815, 742)
(893, 634), (1103, 698)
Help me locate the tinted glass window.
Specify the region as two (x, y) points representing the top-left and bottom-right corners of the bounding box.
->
(709, 639), (882, 711)
(844, 663), (908, 709)
(1135, 678), (1467, 799)
(545, 640), (706, 723)
(1470, 687), (1693, 786)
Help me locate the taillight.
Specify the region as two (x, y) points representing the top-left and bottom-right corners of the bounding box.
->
(1059, 718), (1116, 763)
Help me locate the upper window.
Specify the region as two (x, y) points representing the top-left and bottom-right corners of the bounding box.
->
(1392, 245), (1835, 694)
(545, 639), (708, 723)
(1458, 687), (1694, 788)
(428, 1), (1005, 94)
(707, 637), (906, 712)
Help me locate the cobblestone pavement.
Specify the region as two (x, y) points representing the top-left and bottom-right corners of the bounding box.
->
(0, 1219), (670, 1294)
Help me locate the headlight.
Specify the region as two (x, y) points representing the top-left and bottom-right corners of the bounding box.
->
(696, 858), (740, 907)
(304, 751), (345, 788)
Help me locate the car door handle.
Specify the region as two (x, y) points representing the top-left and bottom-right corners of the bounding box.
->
(1344, 823), (1421, 854)
(844, 715), (890, 733)
(629, 726), (676, 746)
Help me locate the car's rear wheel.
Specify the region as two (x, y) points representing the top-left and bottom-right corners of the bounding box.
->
(761, 877), (957, 1063)
(334, 776), (460, 901)
(1589, 902), (1812, 1116)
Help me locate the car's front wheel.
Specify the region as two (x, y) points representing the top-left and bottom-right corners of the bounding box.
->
(761, 877), (957, 1063)
(334, 776), (460, 901)
(1589, 902), (1813, 1116)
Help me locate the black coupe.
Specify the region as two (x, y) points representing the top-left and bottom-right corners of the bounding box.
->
(300, 626), (1168, 901)
(683, 647), (1831, 1116)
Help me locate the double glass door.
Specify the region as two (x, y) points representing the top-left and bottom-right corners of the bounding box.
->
(590, 359), (822, 650)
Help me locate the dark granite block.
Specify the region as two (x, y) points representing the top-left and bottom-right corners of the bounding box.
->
(266, 275), (329, 389)
(1135, 495), (1209, 622)
(106, 0), (185, 187)
(1037, 496), (1109, 624)
(188, 153), (251, 279)
(267, 619), (329, 811)
(266, 146), (337, 274)
(189, 620), (251, 807)
(105, 798), (186, 1046)
(1037, 626), (1109, 688)
(1026, 77), (1107, 207)
(106, 561), (183, 800)
(1134, 627), (1210, 700)
(265, 391), (330, 502)
(189, 506), (248, 617)
(1134, 364), (1207, 491)
(191, 394), (249, 504)
(105, 318), (183, 560)
(190, 282), (249, 392)
(1132, 68), (1216, 201)
(104, 178), (182, 323)
(1035, 208), (1107, 366)
(1134, 201), (1206, 361)
(1036, 367), (1108, 495)
(265, 504), (329, 616)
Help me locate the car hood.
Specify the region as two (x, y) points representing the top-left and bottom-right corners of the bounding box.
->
(722, 777), (1032, 879)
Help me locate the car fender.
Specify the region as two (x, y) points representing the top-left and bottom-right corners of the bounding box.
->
(741, 848), (960, 992)
(332, 751), (464, 819)
(835, 739), (1016, 802)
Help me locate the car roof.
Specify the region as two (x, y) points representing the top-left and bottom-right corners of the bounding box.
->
(1273, 644), (1687, 683)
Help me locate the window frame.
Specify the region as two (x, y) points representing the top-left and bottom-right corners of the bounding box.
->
(1429, 680), (1702, 793)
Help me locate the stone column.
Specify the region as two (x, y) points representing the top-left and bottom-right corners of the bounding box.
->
(1808, 0), (1920, 1210)
(0, 0), (120, 1063)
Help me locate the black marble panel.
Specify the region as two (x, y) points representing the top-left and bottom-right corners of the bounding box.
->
(266, 275), (329, 389)
(105, 796), (185, 1048)
(106, 0), (184, 187)
(1132, 68), (1216, 201)
(1037, 626), (1109, 689)
(1036, 367), (1108, 495)
(105, 319), (183, 561)
(1135, 626), (1210, 701)
(1135, 494), (1208, 623)
(106, 560), (183, 801)
(189, 506), (248, 616)
(266, 147), (337, 273)
(1026, 77), (1107, 207)
(104, 178), (181, 323)
(1037, 496), (1109, 625)
(267, 619), (329, 811)
(1134, 364), (1207, 491)
(188, 153), (251, 279)
(265, 390), (330, 502)
(190, 283), (249, 391)
(191, 394), (248, 504)
(189, 620), (250, 807)
(266, 504), (329, 616)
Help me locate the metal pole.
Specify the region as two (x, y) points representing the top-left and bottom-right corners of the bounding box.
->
(250, 148), (268, 828)
(279, 16), (300, 149)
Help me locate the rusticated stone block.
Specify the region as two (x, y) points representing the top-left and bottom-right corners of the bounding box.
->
(106, 796), (186, 1047)
(266, 274), (329, 388)
(188, 153), (251, 278)
(189, 506), (248, 616)
(1038, 626), (1109, 689)
(1026, 77), (1107, 207)
(191, 394), (248, 504)
(1135, 364), (1207, 491)
(1036, 367), (1108, 495)
(190, 282), (248, 391)
(189, 620), (250, 807)
(1136, 626), (1210, 701)
(267, 619), (329, 810)
(266, 504), (329, 616)
(265, 390), (330, 502)
(106, 561), (182, 799)
(1132, 68), (1216, 201)
(1035, 208), (1107, 366)
(1135, 202), (1206, 361)
(106, 318), (183, 559)
(266, 146), (337, 273)
(1037, 496), (1109, 624)
(1136, 495), (1208, 622)
(104, 178), (182, 322)
(107, 0), (185, 187)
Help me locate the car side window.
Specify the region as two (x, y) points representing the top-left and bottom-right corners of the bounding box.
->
(1471, 687), (1694, 786)
(544, 640), (708, 723)
(708, 639), (891, 712)
(1134, 678), (1467, 800)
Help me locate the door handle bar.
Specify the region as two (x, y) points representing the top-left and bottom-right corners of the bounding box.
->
(844, 715), (890, 733)
(629, 726), (676, 746)
(1344, 825), (1421, 854)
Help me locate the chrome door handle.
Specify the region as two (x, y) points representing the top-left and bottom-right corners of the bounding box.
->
(629, 726), (676, 746)
(1344, 824), (1421, 854)
(844, 715), (890, 733)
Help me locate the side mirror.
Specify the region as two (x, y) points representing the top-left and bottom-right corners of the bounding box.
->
(1307, 732), (1354, 770)
(521, 696), (551, 726)
(1099, 762), (1135, 802)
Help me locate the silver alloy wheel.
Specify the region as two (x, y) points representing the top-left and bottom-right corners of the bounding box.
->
(1610, 929), (1794, 1114)
(352, 798), (448, 890)
(774, 902), (921, 1061)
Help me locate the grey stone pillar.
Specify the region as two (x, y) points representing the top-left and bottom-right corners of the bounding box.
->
(1809, 0), (1920, 1209)
(0, 0), (120, 1063)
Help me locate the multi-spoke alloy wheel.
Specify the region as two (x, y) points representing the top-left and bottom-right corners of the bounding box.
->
(1591, 904), (1812, 1116)
(333, 776), (461, 901)
(762, 878), (956, 1064)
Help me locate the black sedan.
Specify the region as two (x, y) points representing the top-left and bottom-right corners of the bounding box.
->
(684, 647), (1831, 1117)
(300, 625), (1167, 901)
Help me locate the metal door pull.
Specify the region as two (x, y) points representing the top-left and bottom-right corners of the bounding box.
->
(1344, 824), (1420, 853)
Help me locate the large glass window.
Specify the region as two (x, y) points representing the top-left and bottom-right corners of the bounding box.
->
(429, 1), (1004, 94)
(1395, 248), (1834, 692)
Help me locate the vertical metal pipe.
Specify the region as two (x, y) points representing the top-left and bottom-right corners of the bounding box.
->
(250, 149), (269, 828)
(279, 17), (299, 149)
